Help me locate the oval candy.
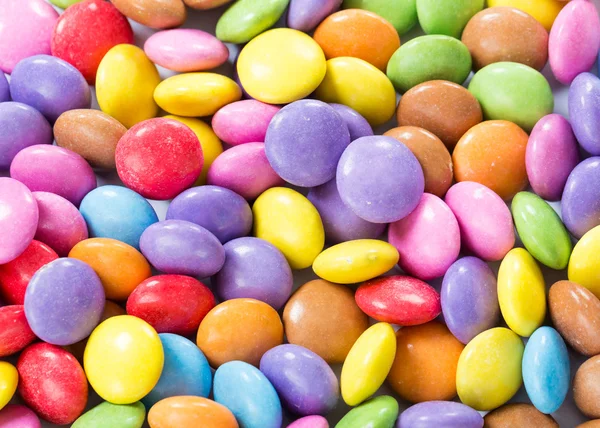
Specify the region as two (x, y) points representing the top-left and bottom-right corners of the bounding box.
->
(336, 395), (399, 428)
(569, 225), (600, 299)
(72, 402), (145, 428)
(486, 0), (564, 31)
(288, 415), (329, 428)
(341, 0), (418, 34)
(0, 306), (36, 357)
(0, 361), (17, 410)
(287, 0), (342, 32)
(216, 0), (289, 44)
(416, 0), (484, 38)
(562, 157), (600, 239)
(574, 355), (600, 419)
(330, 103), (374, 140)
(148, 396), (238, 428)
(212, 100), (280, 146)
(484, 403), (558, 427)
(0, 404), (41, 428)
(111, 0), (186, 29)
(399, 401), (484, 428)
(569, 73), (600, 156)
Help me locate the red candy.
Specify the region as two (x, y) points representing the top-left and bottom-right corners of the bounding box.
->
(116, 118), (204, 200)
(0, 305), (36, 357)
(51, 0), (134, 84)
(355, 275), (441, 326)
(17, 343), (88, 425)
(0, 240), (58, 305)
(126, 274), (215, 336)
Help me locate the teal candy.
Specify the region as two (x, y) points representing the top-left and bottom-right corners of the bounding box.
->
(216, 0), (290, 44)
(335, 395), (399, 428)
(214, 361), (282, 428)
(72, 402), (145, 428)
(342, 0), (417, 34)
(416, 0), (484, 38)
(522, 326), (570, 414)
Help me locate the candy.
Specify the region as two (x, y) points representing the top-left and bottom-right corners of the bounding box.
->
(342, 0), (417, 34)
(0, 0), (58, 73)
(526, 114), (579, 201)
(579, 421), (600, 428)
(111, 0), (186, 29)
(574, 355), (600, 418)
(72, 402), (145, 428)
(18, 343), (87, 424)
(54, 109), (127, 169)
(51, 0), (84, 7)
(486, 0), (564, 31)
(260, 344), (339, 415)
(441, 257), (500, 344)
(288, 415), (329, 428)
(568, 73), (600, 156)
(336, 395), (399, 428)
(144, 29), (228, 72)
(196, 298), (283, 367)
(184, 0), (233, 9)
(0, 404), (41, 428)
(386, 36), (472, 93)
(456, 327), (524, 411)
(330, 103), (374, 140)
(96, 44), (160, 128)
(148, 396), (238, 428)
(0, 73), (9, 102)
(388, 193), (460, 280)
(0, 102), (52, 170)
(167, 186), (252, 244)
(468, 62), (553, 132)
(84, 315), (164, 404)
(396, 80), (483, 150)
(315, 57), (397, 126)
(216, 0), (289, 43)
(0, 178), (39, 264)
(237, 28), (326, 104)
(253, 187), (324, 269)
(562, 157), (600, 238)
(0, 306), (34, 358)
(416, 0), (484, 38)
(79, 185), (158, 249)
(214, 361), (282, 428)
(265, 100), (351, 187)
(398, 401), (484, 428)
(336, 136), (424, 223)
(484, 403), (558, 427)
(287, 0), (342, 32)
(0, 361), (17, 410)
(569, 225), (600, 298)
(212, 100), (280, 146)
(213, 237), (292, 309)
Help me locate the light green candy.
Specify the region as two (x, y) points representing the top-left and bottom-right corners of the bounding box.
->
(416, 0), (484, 38)
(50, 0), (83, 8)
(386, 35), (472, 93)
(468, 62), (554, 132)
(511, 192), (572, 270)
(72, 402), (145, 428)
(342, 0), (417, 35)
(336, 396), (399, 428)
(216, 0), (290, 44)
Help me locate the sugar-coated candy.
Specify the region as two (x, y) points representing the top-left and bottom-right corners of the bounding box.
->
(288, 415), (329, 428)
(111, 0), (186, 29)
(574, 355), (600, 418)
(184, 0), (234, 9)
(0, 73), (9, 102)
(0, 404), (41, 428)
(0, 306), (36, 357)
(568, 73), (600, 156)
(486, 0), (564, 31)
(416, 0), (484, 38)
(148, 396), (238, 428)
(216, 0), (289, 43)
(398, 401), (484, 428)
(0, 361), (17, 410)
(336, 395), (399, 428)
(330, 103), (374, 140)
(51, 0), (84, 7)
(561, 157), (600, 238)
(484, 403), (558, 427)
(212, 100), (280, 146)
(288, 0), (342, 32)
(72, 402), (145, 428)
(569, 225), (600, 298)
(342, 0), (418, 34)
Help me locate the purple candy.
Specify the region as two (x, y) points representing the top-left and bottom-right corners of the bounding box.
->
(260, 344), (339, 416)
(0, 102), (51, 170)
(0, 404), (41, 428)
(330, 103), (374, 141)
(0, 73), (10, 102)
(265, 99), (351, 187)
(24, 258), (105, 346)
(140, 219), (225, 278)
(287, 0), (343, 32)
(336, 135), (424, 223)
(561, 157), (600, 239)
(398, 401), (484, 428)
(9, 55), (90, 123)
(568, 72), (600, 155)
(308, 178), (385, 244)
(166, 185), (252, 244)
(441, 256), (500, 344)
(213, 237), (293, 310)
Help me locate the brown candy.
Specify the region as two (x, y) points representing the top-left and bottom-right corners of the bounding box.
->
(283, 279), (368, 364)
(483, 403), (559, 427)
(462, 7), (549, 71)
(549, 280), (600, 356)
(111, 0), (186, 29)
(579, 421), (600, 428)
(575, 355), (600, 418)
(397, 80), (482, 150)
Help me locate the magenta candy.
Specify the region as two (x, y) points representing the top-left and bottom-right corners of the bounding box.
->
(212, 100), (281, 146)
(287, 0), (343, 32)
(0, 405), (41, 428)
(10, 145), (97, 207)
(526, 114), (579, 201)
(288, 415), (329, 428)
(330, 103), (373, 141)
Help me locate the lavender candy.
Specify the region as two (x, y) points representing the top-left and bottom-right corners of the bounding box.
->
(561, 157), (600, 239)
(330, 103), (373, 141)
(0, 73), (10, 102)
(568, 72), (600, 155)
(398, 401), (484, 428)
(287, 0), (342, 32)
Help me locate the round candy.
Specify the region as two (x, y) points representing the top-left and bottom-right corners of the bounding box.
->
(288, 415), (329, 428)
(0, 360), (17, 410)
(486, 0), (564, 31)
(484, 403), (558, 427)
(330, 103), (373, 140)
(337, 396), (399, 428)
(568, 73), (600, 156)
(10, 145), (96, 206)
(574, 355), (600, 418)
(342, 0), (417, 34)
(0, 306), (36, 357)
(115, 118), (203, 200)
(287, 0), (342, 32)
(84, 315), (164, 404)
(237, 28), (326, 104)
(148, 397), (237, 428)
(72, 402), (145, 428)
(399, 401), (484, 428)
(166, 185), (252, 244)
(0, 404), (41, 428)
(336, 136), (424, 223)
(216, 0), (288, 43)
(562, 157), (600, 238)
(416, 0), (484, 38)
(569, 225), (600, 299)
(212, 100), (280, 146)
(111, 0), (186, 29)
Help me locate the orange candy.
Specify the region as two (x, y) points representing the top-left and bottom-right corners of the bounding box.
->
(453, 120), (529, 200)
(148, 396), (238, 428)
(387, 322), (464, 403)
(313, 9), (400, 71)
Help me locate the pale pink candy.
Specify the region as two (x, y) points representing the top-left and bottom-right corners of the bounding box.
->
(388, 193), (460, 280)
(144, 29), (229, 72)
(0, 0), (58, 73)
(0, 405), (41, 428)
(445, 181), (515, 262)
(549, 0), (600, 84)
(287, 415), (329, 428)
(212, 100), (281, 146)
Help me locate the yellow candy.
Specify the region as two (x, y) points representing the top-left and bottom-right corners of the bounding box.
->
(456, 327), (524, 411)
(84, 315), (164, 404)
(569, 225), (600, 298)
(164, 115), (223, 185)
(314, 57), (397, 126)
(0, 362), (17, 411)
(253, 187), (324, 270)
(487, 0), (564, 31)
(498, 248), (546, 337)
(96, 44), (160, 128)
(341, 322), (396, 406)
(154, 73), (241, 117)
(312, 239), (399, 284)
(237, 28), (326, 104)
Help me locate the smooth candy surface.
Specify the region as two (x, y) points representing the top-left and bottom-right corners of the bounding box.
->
(569, 73), (600, 156)
(569, 225), (600, 299)
(562, 157), (600, 238)
(342, 0), (417, 34)
(0, 306), (36, 357)
(399, 401), (484, 428)
(288, 0), (342, 32)
(216, 0), (289, 43)
(330, 103), (373, 141)
(416, 0), (484, 38)
(336, 395), (399, 428)
(486, 0), (564, 31)
(484, 404), (559, 427)
(148, 396), (238, 428)
(574, 355), (600, 419)
(112, 0), (186, 29)
(288, 415), (329, 428)
(0, 405), (41, 428)
(184, 0), (233, 9)
(0, 74), (8, 102)
(0, 360), (17, 409)
(212, 100), (280, 146)
(72, 402), (145, 428)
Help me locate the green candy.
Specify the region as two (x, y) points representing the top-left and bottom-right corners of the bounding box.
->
(386, 35), (472, 93)
(511, 192), (572, 270)
(216, 0), (290, 44)
(468, 62), (554, 132)
(416, 0), (484, 38)
(50, 0), (83, 8)
(342, 0), (418, 35)
(72, 402), (145, 428)
(336, 395), (399, 428)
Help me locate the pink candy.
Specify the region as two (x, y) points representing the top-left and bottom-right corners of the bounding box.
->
(0, 404), (41, 428)
(288, 415), (329, 428)
(212, 100), (281, 146)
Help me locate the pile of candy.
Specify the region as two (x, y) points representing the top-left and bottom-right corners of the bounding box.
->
(0, 0), (600, 427)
